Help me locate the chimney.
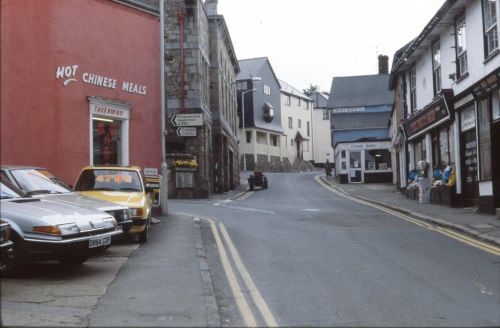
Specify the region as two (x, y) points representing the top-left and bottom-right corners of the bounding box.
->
(378, 54), (389, 74)
(205, 0), (218, 15)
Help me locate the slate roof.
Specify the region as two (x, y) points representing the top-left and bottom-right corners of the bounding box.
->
(237, 57), (280, 83)
(327, 74), (394, 108)
(331, 112), (391, 130)
(279, 80), (311, 101)
(310, 92), (329, 109)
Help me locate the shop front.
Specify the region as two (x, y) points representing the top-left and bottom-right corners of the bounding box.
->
(402, 91), (458, 206)
(334, 141), (393, 184)
(1, 0), (161, 184)
(462, 67), (500, 214)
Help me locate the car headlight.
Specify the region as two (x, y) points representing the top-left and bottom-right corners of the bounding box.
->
(103, 218), (117, 228)
(59, 223), (80, 235)
(129, 208), (144, 217)
(122, 209), (130, 220)
(33, 223), (80, 236)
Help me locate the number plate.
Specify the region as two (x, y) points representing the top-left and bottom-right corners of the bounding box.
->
(89, 235), (111, 248)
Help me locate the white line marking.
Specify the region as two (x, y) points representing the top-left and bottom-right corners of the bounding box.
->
(314, 175), (500, 256)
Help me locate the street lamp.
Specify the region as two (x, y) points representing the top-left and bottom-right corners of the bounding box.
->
(239, 77), (261, 172)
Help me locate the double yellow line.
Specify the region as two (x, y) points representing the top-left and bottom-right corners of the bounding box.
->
(204, 217), (278, 327)
(234, 189), (254, 201)
(315, 175), (500, 257)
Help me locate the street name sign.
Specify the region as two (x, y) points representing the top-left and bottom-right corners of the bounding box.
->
(171, 113), (203, 127)
(176, 127), (197, 137)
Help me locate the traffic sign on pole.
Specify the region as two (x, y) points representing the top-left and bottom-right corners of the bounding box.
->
(176, 127), (197, 137)
(171, 113), (203, 127)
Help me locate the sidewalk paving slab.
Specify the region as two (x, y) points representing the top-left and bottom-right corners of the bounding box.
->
(321, 176), (500, 247)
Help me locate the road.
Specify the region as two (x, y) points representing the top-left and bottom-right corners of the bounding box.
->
(171, 172), (500, 327)
(2, 172), (499, 327)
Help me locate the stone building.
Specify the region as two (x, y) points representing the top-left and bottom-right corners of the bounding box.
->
(163, 0), (239, 198)
(207, 1), (240, 193)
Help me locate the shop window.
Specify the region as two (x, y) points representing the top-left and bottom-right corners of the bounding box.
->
(493, 90), (500, 120)
(478, 98), (492, 180)
(448, 124), (456, 166)
(93, 118), (122, 165)
(439, 127), (450, 166)
(414, 140), (423, 167)
(365, 149), (391, 170)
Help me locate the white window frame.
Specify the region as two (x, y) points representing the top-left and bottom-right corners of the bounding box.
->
(264, 85), (271, 95)
(409, 66), (417, 112)
(432, 40), (442, 95)
(455, 14), (468, 77)
(483, 0), (499, 57)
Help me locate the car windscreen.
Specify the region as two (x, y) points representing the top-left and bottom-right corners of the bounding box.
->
(75, 170), (143, 192)
(0, 177), (25, 199)
(9, 169), (71, 195)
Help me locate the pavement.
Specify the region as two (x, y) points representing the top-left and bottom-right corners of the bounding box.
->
(320, 175), (500, 247)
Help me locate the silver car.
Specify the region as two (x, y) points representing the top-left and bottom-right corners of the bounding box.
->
(1, 166), (132, 234)
(0, 177), (122, 268)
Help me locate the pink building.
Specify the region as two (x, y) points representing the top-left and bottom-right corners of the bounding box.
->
(1, 0), (161, 184)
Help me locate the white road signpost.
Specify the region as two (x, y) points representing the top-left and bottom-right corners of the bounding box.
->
(171, 113), (203, 127)
(176, 127), (197, 137)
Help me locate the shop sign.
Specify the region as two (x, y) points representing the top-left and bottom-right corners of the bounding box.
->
(171, 114), (203, 127)
(331, 107), (365, 114)
(402, 93), (452, 139)
(144, 168), (158, 175)
(471, 68), (500, 99)
(91, 103), (130, 119)
(461, 107), (476, 132)
(56, 64), (148, 96)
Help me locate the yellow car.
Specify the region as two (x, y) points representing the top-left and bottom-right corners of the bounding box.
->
(74, 166), (152, 243)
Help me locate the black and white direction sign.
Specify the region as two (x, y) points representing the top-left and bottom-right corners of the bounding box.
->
(171, 113), (203, 127)
(176, 127), (197, 137)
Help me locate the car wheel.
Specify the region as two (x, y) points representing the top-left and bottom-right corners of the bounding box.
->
(263, 178), (268, 189)
(139, 216), (150, 244)
(59, 254), (88, 266)
(7, 233), (29, 275)
(249, 183), (254, 191)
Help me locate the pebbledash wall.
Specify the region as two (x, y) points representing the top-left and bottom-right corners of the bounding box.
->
(0, 0), (161, 185)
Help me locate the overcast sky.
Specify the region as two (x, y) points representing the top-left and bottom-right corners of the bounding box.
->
(217, 0), (447, 93)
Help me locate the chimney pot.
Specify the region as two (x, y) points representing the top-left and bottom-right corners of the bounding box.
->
(205, 0), (218, 15)
(378, 54), (389, 74)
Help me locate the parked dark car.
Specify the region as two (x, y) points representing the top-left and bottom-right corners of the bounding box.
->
(248, 171), (268, 191)
(0, 177), (122, 269)
(1, 166), (132, 235)
(0, 220), (15, 274)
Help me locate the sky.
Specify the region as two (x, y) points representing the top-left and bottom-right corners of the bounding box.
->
(217, 0), (447, 93)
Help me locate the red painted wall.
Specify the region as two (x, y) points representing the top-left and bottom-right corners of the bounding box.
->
(1, 0), (161, 184)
